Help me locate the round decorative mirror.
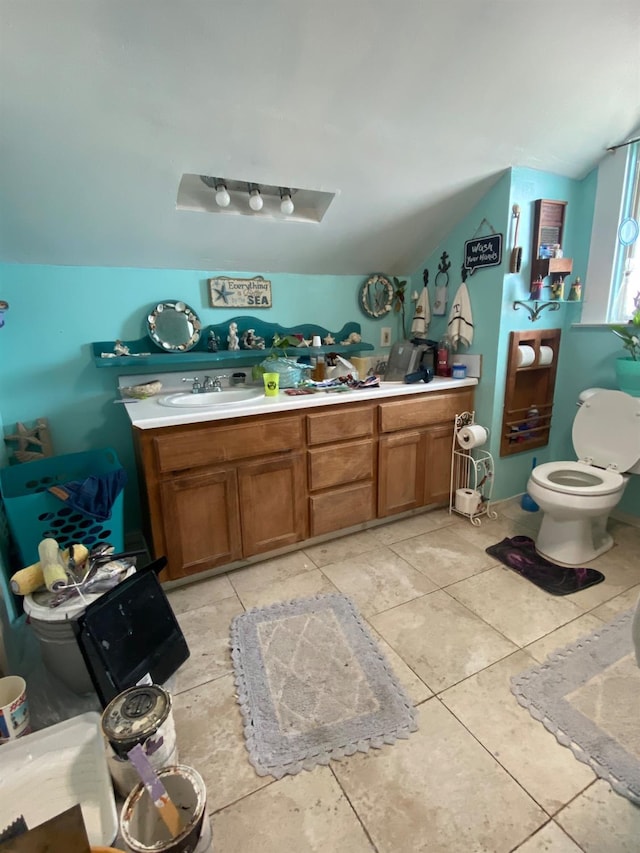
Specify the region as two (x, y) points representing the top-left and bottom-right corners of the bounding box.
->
(147, 301), (202, 352)
(359, 274), (394, 318)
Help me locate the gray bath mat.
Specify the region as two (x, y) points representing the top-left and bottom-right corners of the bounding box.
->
(230, 593), (418, 779)
(511, 608), (640, 804)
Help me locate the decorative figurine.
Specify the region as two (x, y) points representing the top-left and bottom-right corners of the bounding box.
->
(530, 276), (544, 301)
(550, 277), (565, 300)
(568, 277), (582, 301)
(207, 331), (219, 352)
(227, 322), (240, 351)
(114, 340), (130, 356)
(340, 332), (362, 345)
(240, 329), (266, 350)
(323, 333), (335, 346)
(553, 244), (563, 259)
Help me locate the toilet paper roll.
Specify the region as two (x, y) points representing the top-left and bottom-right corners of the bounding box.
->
(457, 424), (488, 449)
(538, 345), (554, 366)
(517, 345), (536, 367)
(455, 488), (481, 515)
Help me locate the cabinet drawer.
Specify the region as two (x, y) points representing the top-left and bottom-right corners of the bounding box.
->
(309, 481), (376, 537)
(154, 416), (303, 473)
(306, 405), (374, 446)
(308, 439), (375, 491)
(379, 390), (473, 432)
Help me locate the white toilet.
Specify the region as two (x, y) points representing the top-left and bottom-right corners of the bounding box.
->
(527, 389), (640, 566)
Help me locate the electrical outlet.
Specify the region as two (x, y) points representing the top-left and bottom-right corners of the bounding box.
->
(380, 327), (392, 347)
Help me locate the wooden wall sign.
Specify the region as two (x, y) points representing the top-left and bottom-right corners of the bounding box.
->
(463, 234), (503, 275)
(208, 276), (272, 308)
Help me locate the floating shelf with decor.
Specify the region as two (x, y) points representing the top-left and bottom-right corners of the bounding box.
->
(500, 328), (561, 457)
(92, 316), (374, 370)
(529, 199), (573, 292)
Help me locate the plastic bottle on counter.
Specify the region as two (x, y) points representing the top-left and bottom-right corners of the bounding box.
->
(436, 335), (452, 377)
(310, 335), (326, 381)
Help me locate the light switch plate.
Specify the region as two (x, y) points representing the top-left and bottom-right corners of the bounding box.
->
(380, 327), (392, 347)
(452, 353), (482, 378)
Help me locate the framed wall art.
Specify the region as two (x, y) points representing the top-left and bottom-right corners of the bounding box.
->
(208, 276), (272, 308)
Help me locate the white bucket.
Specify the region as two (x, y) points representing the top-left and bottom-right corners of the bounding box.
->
(23, 593), (95, 695)
(120, 765), (212, 853)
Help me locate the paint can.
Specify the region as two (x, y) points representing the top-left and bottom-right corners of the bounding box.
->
(101, 685), (178, 799)
(120, 765), (212, 853)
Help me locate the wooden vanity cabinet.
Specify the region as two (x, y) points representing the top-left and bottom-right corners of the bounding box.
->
(378, 389), (473, 517)
(134, 412), (307, 580)
(238, 452), (306, 556)
(134, 386), (474, 581)
(306, 405), (376, 536)
(160, 466), (241, 577)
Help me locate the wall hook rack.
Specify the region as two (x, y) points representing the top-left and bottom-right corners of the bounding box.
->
(512, 300), (561, 322)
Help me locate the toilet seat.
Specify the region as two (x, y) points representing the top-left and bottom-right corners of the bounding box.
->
(530, 461), (624, 496)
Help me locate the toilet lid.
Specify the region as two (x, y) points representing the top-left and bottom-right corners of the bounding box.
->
(573, 389), (640, 471)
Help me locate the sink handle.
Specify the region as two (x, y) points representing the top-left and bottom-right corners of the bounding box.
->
(182, 376), (202, 393)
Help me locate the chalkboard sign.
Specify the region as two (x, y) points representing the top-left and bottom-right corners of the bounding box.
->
(464, 234), (503, 274)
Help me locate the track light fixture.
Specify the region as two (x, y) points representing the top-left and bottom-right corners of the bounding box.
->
(215, 181), (230, 208)
(195, 174), (323, 219)
(248, 184), (263, 211)
(280, 188), (295, 216)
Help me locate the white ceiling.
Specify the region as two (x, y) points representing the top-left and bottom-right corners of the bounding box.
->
(1, 1), (639, 275)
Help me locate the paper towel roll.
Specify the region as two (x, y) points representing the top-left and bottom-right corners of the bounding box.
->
(517, 345), (535, 367)
(457, 424), (488, 449)
(538, 345), (553, 366)
(455, 488), (481, 515)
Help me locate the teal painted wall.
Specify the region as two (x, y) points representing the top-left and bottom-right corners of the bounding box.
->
(0, 267), (397, 527)
(409, 164), (639, 514)
(1, 158), (637, 538)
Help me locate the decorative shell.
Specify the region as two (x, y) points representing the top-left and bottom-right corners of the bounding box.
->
(121, 380), (163, 399)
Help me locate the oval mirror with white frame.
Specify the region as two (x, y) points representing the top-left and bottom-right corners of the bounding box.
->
(147, 301), (202, 352)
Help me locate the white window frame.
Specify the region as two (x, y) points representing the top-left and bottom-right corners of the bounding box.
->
(580, 141), (640, 325)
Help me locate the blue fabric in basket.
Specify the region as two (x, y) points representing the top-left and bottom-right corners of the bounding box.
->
(48, 468), (127, 522)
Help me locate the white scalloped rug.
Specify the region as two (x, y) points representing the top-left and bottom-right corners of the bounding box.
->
(512, 608), (640, 804)
(230, 593), (418, 779)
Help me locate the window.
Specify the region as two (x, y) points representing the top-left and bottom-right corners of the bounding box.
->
(581, 140), (640, 325)
(609, 142), (639, 322)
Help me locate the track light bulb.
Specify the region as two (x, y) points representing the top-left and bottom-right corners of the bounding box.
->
(215, 183), (230, 207)
(280, 193), (294, 216)
(249, 188), (263, 211)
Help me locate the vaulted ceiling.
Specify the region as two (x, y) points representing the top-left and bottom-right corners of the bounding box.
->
(1, 1), (639, 275)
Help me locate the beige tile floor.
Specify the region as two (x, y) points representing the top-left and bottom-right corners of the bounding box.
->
(168, 499), (640, 852)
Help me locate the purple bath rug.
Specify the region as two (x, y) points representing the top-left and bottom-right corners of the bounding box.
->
(485, 535), (605, 596)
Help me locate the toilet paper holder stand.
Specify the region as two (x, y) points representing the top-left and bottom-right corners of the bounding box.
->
(449, 411), (498, 526)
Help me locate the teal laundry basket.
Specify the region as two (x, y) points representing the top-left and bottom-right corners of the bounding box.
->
(0, 448), (125, 566)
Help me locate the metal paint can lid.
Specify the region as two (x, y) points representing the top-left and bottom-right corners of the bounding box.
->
(101, 684), (172, 753)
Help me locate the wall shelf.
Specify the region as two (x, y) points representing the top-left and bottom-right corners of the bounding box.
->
(513, 297), (582, 322)
(92, 317), (374, 370)
(513, 300), (562, 322)
(530, 199), (573, 291)
(500, 328), (561, 457)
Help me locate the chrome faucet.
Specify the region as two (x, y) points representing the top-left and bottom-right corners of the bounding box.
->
(182, 375), (227, 393)
(204, 375), (227, 391)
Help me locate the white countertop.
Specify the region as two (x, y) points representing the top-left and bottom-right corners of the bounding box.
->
(120, 376), (478, 429)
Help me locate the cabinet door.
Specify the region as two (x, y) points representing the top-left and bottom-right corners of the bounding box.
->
(378, 431), (426, 517)
(424, 424), (453, 506)
(160, 467), (241, 580)
(238, 453), (307, 557)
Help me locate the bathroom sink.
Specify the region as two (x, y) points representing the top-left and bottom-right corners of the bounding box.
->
(157, 388), (264, 408)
